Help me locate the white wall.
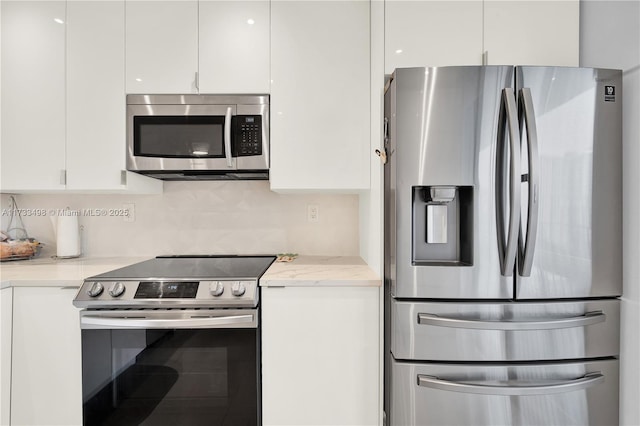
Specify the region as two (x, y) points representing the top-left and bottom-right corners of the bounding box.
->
(580, 1), (640, 425)
(0, 181), (359, 258)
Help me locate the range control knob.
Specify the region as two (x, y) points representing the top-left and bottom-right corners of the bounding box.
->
(231, 281), (246, 297)
(108, 282), (126, 298)
(209, 281), (224, 297)
(87, 282), (104, 297)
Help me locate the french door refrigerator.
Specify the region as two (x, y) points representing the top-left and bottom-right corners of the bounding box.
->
(383, 66), (622, 426)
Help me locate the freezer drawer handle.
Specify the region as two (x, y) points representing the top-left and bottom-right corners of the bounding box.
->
(417, 372), (604, 396)
(417, 311), (605, 330)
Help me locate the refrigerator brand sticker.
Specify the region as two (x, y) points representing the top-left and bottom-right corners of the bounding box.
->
(605, 86), (616, 102)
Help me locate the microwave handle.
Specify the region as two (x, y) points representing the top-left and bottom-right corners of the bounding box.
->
(225, 107), (233, 168)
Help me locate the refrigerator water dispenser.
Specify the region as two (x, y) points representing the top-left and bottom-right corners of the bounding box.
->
(412, 186), (473, 265)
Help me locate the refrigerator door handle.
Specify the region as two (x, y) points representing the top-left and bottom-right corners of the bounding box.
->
(417, 372), (604, 396)
(417, 311), (606, 330)
(518, 88), (540, 277)
(495, 88), (521, 276)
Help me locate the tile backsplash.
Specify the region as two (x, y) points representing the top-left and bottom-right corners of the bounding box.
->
(0, 181), (359, 258)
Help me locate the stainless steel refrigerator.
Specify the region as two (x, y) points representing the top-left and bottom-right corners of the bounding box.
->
(383, 66), (622, 426)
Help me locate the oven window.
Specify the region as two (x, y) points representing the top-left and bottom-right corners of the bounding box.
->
(134, 116), (225, 158)
(81, 328), (258, 426)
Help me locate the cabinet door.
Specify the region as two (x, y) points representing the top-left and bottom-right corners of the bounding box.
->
(484, 0), (579, 66)
(125, 0), (198, 94)
(0, 288), (12, 426)
(199, 0), (270, 94)
(270, 1), (370, 192)
(385, 1), (483, 74)
(262, 286), (379, 425)
(0, 1), (66, 191)
(67, 1), (126, 190)
(11, 287), (82, 426)
(66, 1), (162, 193)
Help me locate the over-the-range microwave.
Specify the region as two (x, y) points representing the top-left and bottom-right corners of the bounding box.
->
(126, 94), (269, 180)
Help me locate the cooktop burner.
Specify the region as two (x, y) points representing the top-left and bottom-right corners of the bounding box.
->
(73, 255), (276, 310)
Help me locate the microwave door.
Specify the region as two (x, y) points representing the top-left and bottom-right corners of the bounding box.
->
(127, 104), (237, 172)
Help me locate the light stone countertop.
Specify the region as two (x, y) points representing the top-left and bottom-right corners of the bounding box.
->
(0, 256), (151, 289)
(0, 255), (381, 290)
(260, 255), (381, 287)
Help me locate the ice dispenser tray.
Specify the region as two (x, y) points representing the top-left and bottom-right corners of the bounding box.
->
(412, 186), (473, 266)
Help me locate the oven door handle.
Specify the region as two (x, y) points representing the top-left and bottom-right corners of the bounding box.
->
(80, 313), (256, 329)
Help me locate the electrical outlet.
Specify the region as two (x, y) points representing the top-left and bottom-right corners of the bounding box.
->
(307, 205), (319, 223)
(123, 203), (135, 222)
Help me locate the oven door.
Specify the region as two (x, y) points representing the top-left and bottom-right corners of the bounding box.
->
(127, 104), (238, 172)
(79, 309), (259, 426)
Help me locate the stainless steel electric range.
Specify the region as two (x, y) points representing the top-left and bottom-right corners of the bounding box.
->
(73, 255), (276, 426)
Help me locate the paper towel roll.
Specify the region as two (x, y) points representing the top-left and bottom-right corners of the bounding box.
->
(56, 213), (81, 258)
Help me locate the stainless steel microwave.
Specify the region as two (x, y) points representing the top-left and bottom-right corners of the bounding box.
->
(126, 94), (269, 180)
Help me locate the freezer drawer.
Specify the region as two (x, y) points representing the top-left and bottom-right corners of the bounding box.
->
(392, 299), (619, 361)
(390, 359), (618, 426)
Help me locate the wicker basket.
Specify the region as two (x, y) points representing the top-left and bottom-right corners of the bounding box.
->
(1, 196), (43, 261)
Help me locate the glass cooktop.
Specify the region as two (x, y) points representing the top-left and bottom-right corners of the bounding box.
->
(87, 255), (277, 281)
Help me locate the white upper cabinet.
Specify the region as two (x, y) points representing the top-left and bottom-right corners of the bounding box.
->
(484, 0), (579, 66)
(1, 1), (66, 191)
(270, 1), (370, 192)
(199, 0), (270, 94)
(126, 0), (269, 95)
(125, 0), (199, 94)
(67, 1), (160, 192)
(66, 1), (160, 192)
(1, 1), (161, 194)
(385, 1), (483, 73)
(67, 0), (124, 190)
(384, 0), (579, 72)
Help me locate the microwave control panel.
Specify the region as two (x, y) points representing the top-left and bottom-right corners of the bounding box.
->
(235, 115), (263, 156)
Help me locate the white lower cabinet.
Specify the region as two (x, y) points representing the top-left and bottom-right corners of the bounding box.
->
(11, 286), (82, 426)
(1, 288), (12, 426)
(261, 286), (379, 426)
